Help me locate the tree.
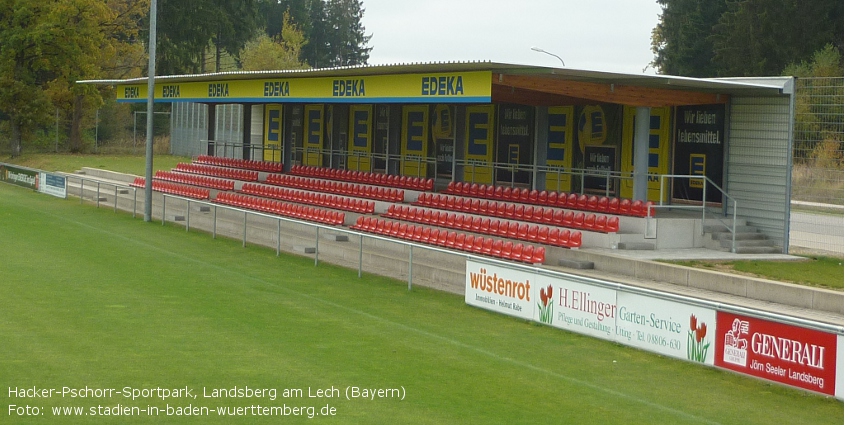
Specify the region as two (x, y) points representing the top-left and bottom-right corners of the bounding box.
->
(324, 0), (371, 67)
(268, 0), (371, 69)
(711, 0), (843, 77)
(241, 11), (309, 71)
(0, 0), (109, 156)
(652, 0), (844, 77)
(651, 0), (727, 77)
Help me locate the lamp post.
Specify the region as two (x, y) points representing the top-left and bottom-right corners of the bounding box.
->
(531, 46), (565, 67)
(144, 0), (157, 222)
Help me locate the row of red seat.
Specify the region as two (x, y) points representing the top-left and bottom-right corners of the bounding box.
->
(155, 170), (234, 191)
(214, 192), (344, 225)
(351, 216), (545, 264)
(130, 178), (210, 200)
(414, 193), (619, 233)
(290, 165), (434, 191)
(175, 163), (259, 182)
(384, 205), (582, 248)
(265, 174), (404, 202)
(443, 182), (654, 217)
(240, 183), (375, 214)
(196, 155), (283, 173)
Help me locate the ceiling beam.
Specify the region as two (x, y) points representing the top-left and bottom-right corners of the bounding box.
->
(493, 74), (729, 107)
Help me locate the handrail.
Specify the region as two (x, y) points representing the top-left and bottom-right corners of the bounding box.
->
(6, 162), (837, 335)
(658, 174), (738, 252)
(156, 192), (841, 335)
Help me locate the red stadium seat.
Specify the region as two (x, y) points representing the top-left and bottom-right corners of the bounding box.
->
(585, 214), (597, 230)
(569, 231), (582, 248)
(531, 246), (545, 264)
(607, 216), (620, 233)
(595, 215), (608, 232)
(512, 243), (524, 261)
(526, 225), (539, 242)
(573, 212), (586, 228)
(491, 240), (503, 257)
(608, 197), (620, 213)
(501, 241), (514, 259)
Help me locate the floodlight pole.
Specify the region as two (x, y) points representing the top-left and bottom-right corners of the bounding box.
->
(530, 46), (565, 67)
(143, 0), (158, 222)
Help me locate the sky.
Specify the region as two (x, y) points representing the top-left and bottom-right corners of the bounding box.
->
(361, 0), (663, 75)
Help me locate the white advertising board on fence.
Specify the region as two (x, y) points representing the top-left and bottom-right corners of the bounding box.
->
(465, 259), (839, 398)
(38, 172), (67, 198)
(616, 292), (716, 365)
(535, 275), (617, 340)
(466, 259), (534, 320)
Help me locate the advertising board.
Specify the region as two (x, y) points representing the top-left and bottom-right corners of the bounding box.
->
(465, 260), (534, 320)
(616, 292), (716, 364)
(714, 311), (838, 396)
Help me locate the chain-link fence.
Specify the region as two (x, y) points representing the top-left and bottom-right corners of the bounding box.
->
(789, 77), (844, 256)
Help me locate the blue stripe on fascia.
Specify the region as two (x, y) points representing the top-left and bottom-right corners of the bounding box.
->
(118, 96), (492, 104)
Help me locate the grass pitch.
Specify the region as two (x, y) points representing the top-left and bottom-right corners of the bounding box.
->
(0, 183), (842, 424)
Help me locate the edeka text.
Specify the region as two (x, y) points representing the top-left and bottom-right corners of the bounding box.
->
(162, 85), (180, 98)
(468, 268), (530, 301)
(208, 83), (229, 98)
(264, 81), (290, 97)
(124, 87), (139, 99)
(421, 76), (464, 96)
(332, 79), (365, 97)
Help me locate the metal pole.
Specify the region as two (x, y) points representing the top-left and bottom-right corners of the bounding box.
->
(55, 108), (59, 153)
(114, 185), (118, 212)
(314, 227), (320, 266)
(407, 246), (413, 290)
(358, 234), (363, 278)
(143, 0), (158, 222)
(80, 179), (84, 204)
(96, 182), (101, 208)
(133, 188), (137, 218)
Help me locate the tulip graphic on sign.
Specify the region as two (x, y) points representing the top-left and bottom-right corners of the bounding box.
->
(687, 315), (710, 363)
(538, 285), (554, 325)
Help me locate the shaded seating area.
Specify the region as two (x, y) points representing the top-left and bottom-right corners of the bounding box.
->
(290, 165), (434, 192)
(443, 181), (654, 218)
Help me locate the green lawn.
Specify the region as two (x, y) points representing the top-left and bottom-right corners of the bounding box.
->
(669, 257), (844, 290)
(1, 183), (842, 424)
(1, 153), (190, 176)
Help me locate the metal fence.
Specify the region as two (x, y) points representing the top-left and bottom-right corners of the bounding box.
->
(789, 77), (844, 255)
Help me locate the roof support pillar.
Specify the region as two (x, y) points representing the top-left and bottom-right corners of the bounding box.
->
(632, 106), (651, 201)
(242, 104), (252, 160)
(207, 104), (216, 156)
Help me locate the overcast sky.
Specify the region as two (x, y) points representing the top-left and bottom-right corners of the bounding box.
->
(362, 0), (663, 74)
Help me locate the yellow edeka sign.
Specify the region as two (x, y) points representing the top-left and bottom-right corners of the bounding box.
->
(116, 72), (492, 103)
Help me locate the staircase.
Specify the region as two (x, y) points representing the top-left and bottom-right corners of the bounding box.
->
(703, 219), (780, 254)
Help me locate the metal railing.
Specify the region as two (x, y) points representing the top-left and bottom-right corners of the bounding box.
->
(51, 178), (840, 335)
(655, 175), (739, 252)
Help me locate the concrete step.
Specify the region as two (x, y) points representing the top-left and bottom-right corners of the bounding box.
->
(730, 245), (783, 254)
(712, 232), (767, 241)
(720, 238), (775, 249)
(704, 224), (758, 234)
(616, 242), (655, 250)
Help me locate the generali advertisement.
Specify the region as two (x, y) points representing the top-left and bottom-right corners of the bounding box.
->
(466, 261), (842, 398)
(715, 311), (838, 397)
